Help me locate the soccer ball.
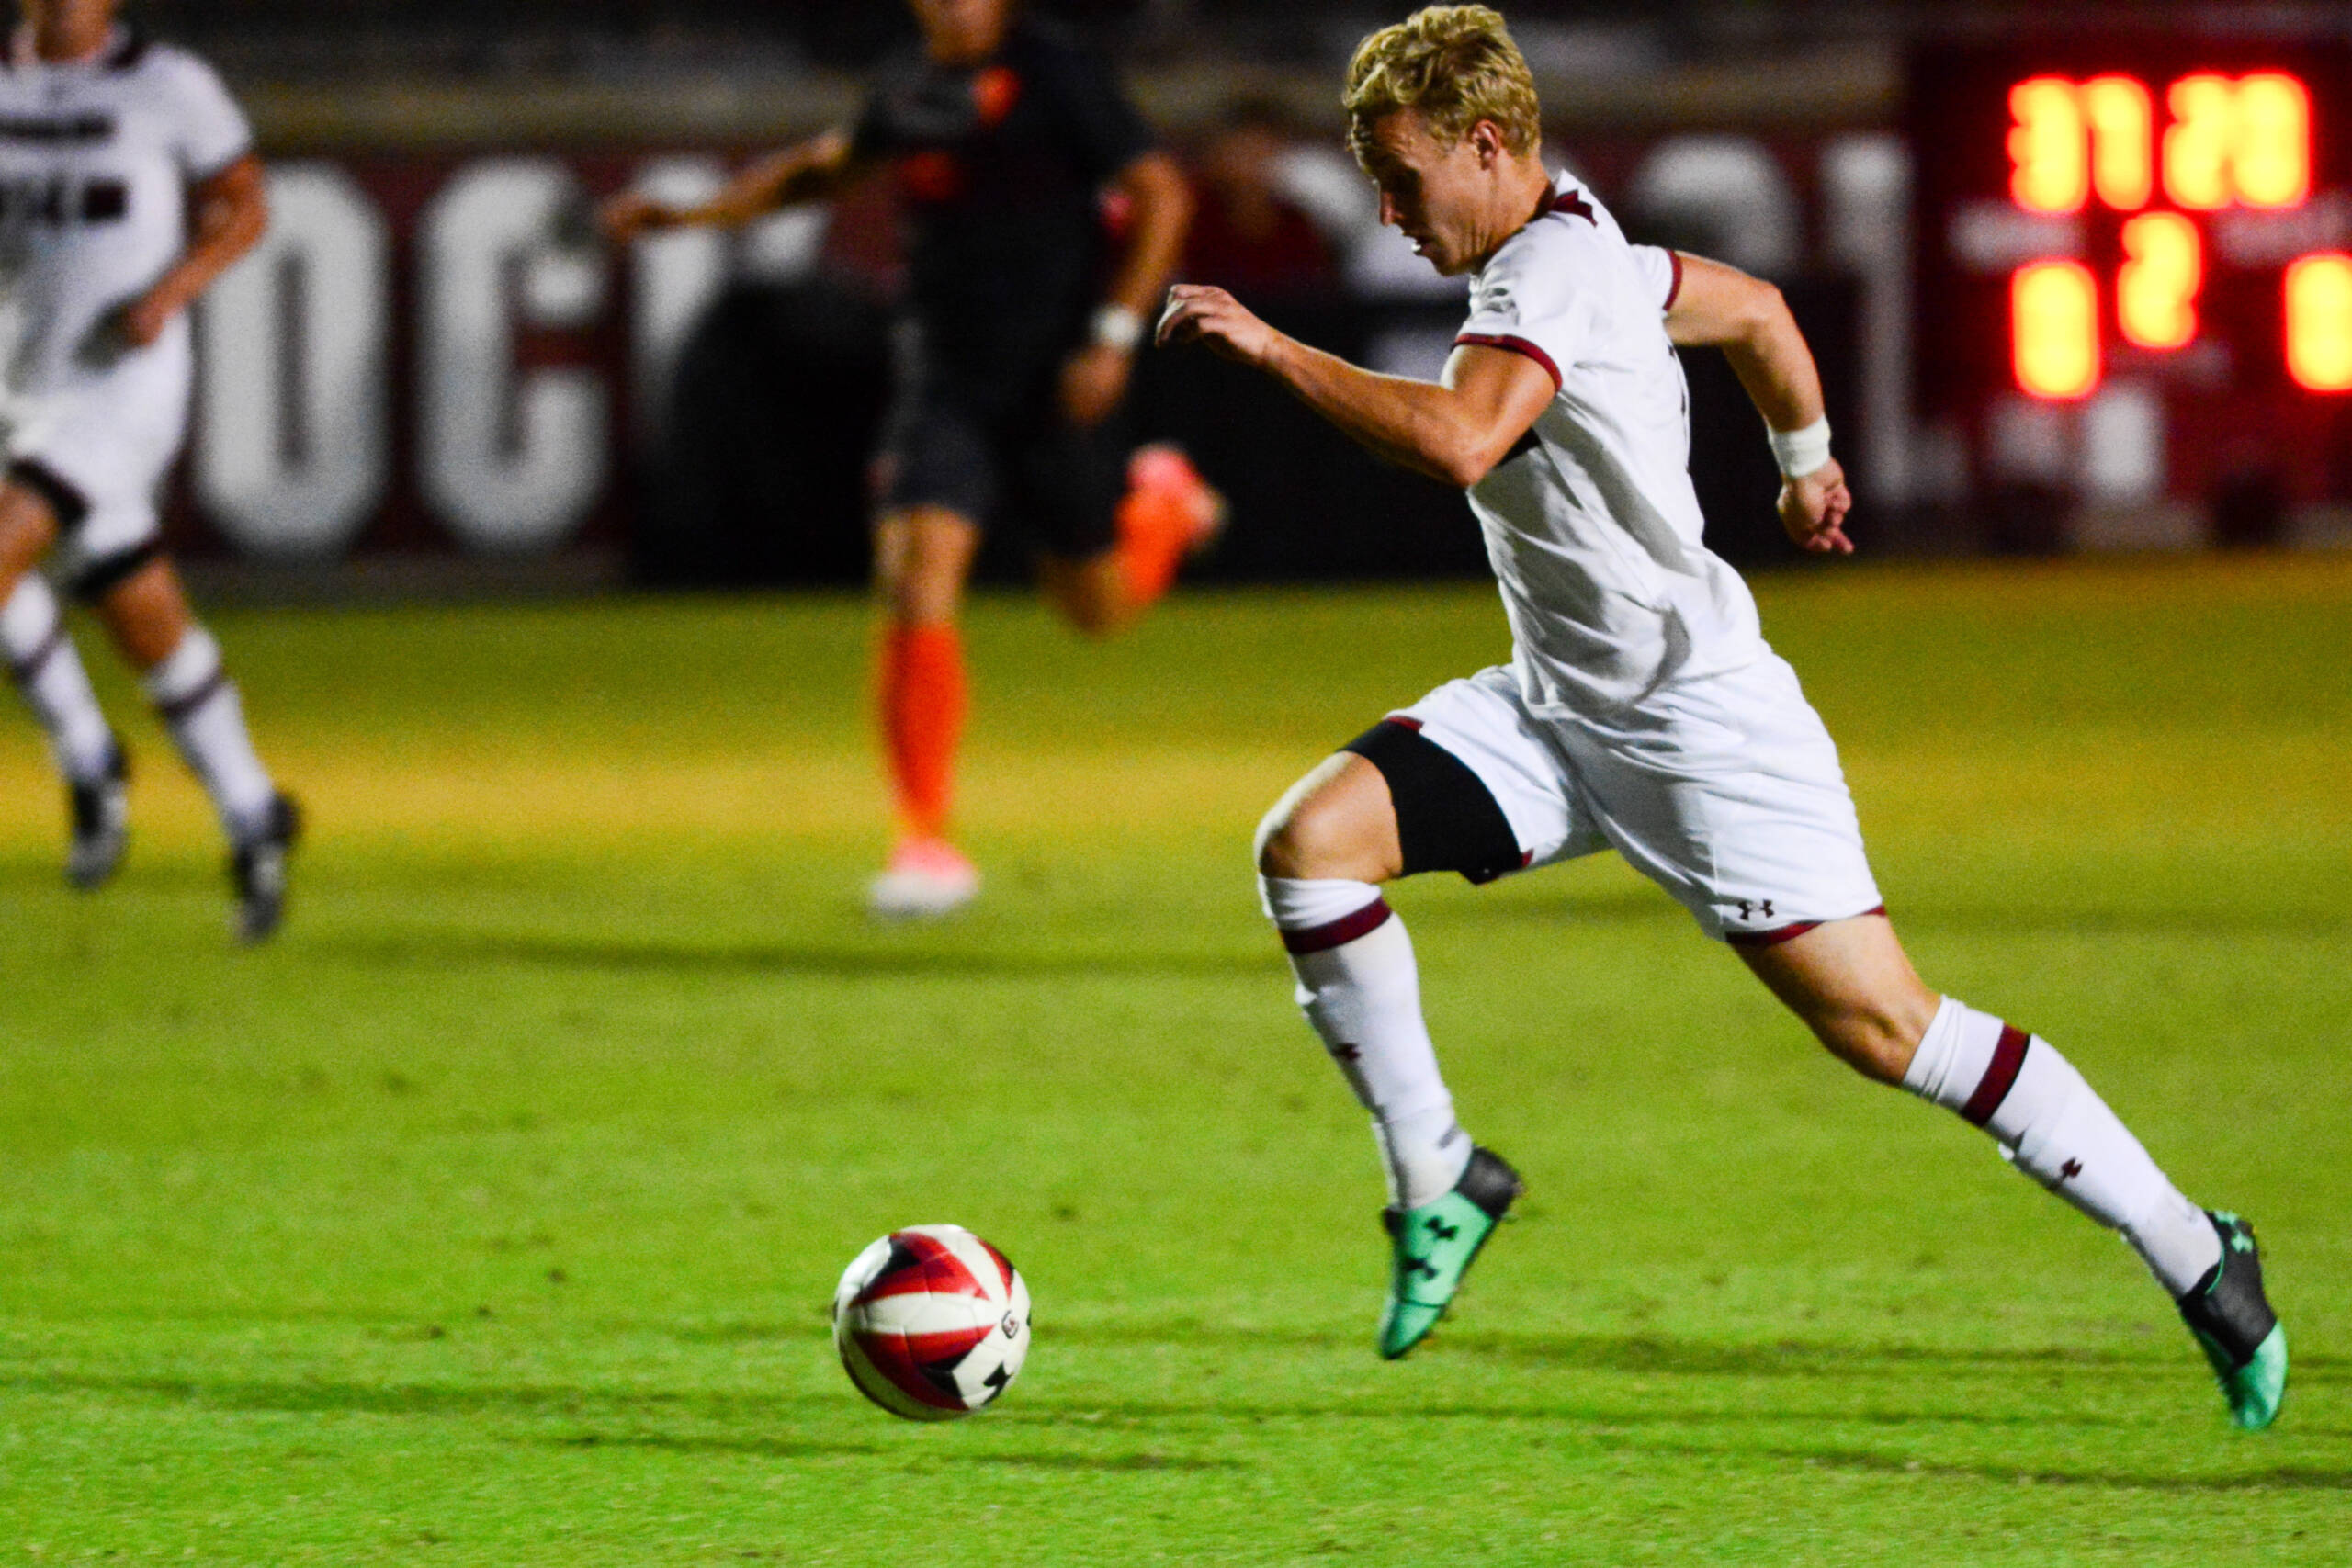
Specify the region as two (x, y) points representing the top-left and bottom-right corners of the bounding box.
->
(831, 1224), (1031, 1420)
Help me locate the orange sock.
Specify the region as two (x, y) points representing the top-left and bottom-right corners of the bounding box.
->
(1116, 488), (1193, 610)
(876, 623), (967, 841)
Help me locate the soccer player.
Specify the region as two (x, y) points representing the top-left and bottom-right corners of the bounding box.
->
(1159, 5), (2286, 1428)
(603, 0), (1221, 919)
(0, 0), (299, 942)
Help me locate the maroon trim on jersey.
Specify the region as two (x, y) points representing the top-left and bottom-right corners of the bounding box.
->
(1664, 251), (1685, 310)
(1454, 333), (1562, 392)
(1724, 902), (1888, 949)
(1280, 897), (1394, 954)
(1381, 714), (1425, 732)
(1961, 1023), (2033, 1128)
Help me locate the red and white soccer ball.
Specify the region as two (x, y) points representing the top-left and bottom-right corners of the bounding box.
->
(831, 1224), (1031, 1420)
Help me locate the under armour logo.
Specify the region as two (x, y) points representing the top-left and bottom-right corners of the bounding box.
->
(2230, 1228), (2256, 1254)
(1405, 1257), (1440, 1281)
(1331, 1043), (1362, 1062)
(1425, 1218), (1460, 1243)
(2059, 1158), (2082, 1181)
(1735, 898), (1776, 922)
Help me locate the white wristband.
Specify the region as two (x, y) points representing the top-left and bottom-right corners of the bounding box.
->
(1767, 416), (1832, 479)
(1091, 304), (1144, 353)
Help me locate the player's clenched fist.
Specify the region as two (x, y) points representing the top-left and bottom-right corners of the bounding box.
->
(1157, 285), (1277, 367)
(1778, 458), (1855, 556)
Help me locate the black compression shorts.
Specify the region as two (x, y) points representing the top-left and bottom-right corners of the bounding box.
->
(876, 343), (1129, 561)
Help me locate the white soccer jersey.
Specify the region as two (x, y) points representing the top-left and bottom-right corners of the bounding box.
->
(1455, 179), (1768, 715)
(0, 28), (249, 401)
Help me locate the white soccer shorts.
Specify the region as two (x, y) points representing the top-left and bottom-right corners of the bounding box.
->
(4, 335), (193, 589)
(1391, 654), (1884, 943)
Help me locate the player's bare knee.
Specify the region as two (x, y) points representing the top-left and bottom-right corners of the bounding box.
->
(1256, 793), (1351, 879)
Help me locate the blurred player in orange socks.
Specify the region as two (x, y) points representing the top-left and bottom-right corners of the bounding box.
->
(605, 0), (1216, 918)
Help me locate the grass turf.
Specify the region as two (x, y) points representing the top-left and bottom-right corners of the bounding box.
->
(0, 557), (2347, 1564)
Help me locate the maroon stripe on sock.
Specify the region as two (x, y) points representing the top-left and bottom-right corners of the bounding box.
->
(1280, 897), (1394, 955)
(154, 668), (227, 724)
(1961, 1023), (2032, 1128)
(1725, 903), (1887, 948)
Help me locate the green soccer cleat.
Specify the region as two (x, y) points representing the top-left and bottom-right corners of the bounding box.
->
(1377, 1145), (1522, 1360)
(2177, 1211), (2288, 1432)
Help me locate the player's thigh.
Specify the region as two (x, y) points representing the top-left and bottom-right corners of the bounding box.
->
(1009, 405), (1127, 565)
(1260, 669), (1597, 886)
(0, 476), (62, 588)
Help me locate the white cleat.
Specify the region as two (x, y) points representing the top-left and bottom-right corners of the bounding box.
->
(65, 745), (130, 892)
(866, 838), (980, 921)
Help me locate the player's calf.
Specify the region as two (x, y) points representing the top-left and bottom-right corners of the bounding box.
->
(3, 574), (128, 884)
(1905, 996), (2284, 1427)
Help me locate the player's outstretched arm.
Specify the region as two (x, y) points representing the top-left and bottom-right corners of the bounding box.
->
(118, 152), (267, 349)
(600, 130), (859, 241)
(1060, 152), (1194, 427)
(1157, 284), (1553, 489)
(1665, 253), (1854, 555)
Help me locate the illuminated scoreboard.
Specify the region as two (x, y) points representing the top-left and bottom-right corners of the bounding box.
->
(1910, 39), (2352, 517)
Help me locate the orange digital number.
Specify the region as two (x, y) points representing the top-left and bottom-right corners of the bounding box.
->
(2010, 77), (2088, 213)
(2081, 75), (2154, 209)
(2233, 73), (2311, 209)
(2286, 254), (2352, 391)
(2014, 261), (2102, 399)
(2117, 212), (2202, 349)
(2164, 74), (2235, 209)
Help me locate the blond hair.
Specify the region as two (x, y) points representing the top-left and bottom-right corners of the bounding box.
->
(1343, 6), (1542, 160)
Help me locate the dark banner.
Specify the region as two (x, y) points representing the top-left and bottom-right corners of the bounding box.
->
(170, 134), (1892, 580)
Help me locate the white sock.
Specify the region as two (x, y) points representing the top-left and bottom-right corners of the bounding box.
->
(141, 626), (276, 838)
(1261, 874), (1472, 1209)
(2, 575), (115, 783)
(1905, 996), (2222, 1297)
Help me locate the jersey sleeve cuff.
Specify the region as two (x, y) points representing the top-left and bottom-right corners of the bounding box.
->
(1664, 251), (1684, 310)
(1454, 332), (1563, 393)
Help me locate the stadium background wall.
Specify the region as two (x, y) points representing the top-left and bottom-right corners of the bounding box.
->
(164, 131), (1884, 587)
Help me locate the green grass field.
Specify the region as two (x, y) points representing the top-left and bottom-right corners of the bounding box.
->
(1, 558), (2348, 1564)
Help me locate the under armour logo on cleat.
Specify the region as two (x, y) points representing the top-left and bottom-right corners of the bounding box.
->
(2231, 1230), (2256, 1254)
(2059, 1158), (2082, 1180)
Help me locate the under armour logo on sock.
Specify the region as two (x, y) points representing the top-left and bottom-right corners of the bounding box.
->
(1405, 1258), (1439, 1280)
(1425, 1218), (1460, 1243)
(2059, 1158), (2082, 1181)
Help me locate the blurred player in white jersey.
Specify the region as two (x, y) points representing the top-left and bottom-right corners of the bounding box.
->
(0, 0), (297, 942)
(1160, 6), (2285, 1429)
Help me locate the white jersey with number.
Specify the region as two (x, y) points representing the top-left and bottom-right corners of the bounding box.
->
(1454, 178), (1768, 716)
(0, 28), (249, 403)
